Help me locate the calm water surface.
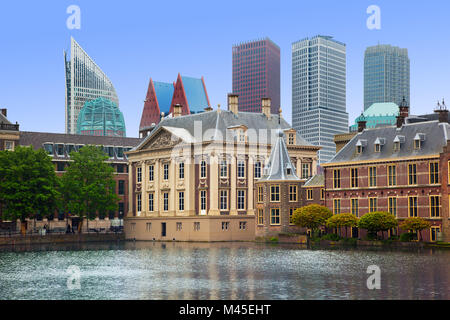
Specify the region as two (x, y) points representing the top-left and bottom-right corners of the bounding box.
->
(0, 241), (448, 300)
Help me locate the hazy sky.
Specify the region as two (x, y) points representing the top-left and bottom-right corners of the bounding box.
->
(1, 0), (449, 137)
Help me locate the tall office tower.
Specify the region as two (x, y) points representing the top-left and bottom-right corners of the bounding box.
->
(232, 38), (280, 113)
(364, 44), (410, 111)
(292, 35), (349, 164)
(64, 37), (119, 134)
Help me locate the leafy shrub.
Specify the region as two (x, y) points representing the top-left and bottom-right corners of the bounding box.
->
(320, 233), (342, 241)
(399, 233), (416, 242)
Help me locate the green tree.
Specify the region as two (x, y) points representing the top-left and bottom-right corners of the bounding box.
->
(326, 213), (359, 238)
(358, 211), (398, 240)
(292, 204), (332, 237)
(399, 217), (431, 241)
(60, 145), (119, 232)
(0, 146), (59, 234)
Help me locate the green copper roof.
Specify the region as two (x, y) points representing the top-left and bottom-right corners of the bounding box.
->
(76, 97), (126, 137)
(351, 102), (399, 131)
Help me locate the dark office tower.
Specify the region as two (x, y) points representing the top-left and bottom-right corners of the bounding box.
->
(232, 38), (280, 113)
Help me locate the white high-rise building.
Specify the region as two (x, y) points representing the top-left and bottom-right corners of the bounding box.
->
(64, 37), (119, 134)
(292, 35), (348, 164)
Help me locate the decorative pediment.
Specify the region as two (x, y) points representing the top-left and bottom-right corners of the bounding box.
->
(140, 128), (182, 151)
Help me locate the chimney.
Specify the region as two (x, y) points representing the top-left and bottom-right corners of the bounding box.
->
(399, 97), (409, 119)
(357, 112), (366, 132)
(0, 108), (6, 117)
(173, 104), (182, 118)
(434, 99), (449, 123)
(227, 94), (239, 115)
(261, 98), (271, 120)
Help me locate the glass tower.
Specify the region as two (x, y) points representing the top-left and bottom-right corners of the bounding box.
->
(232, 38), (280, 113)
(364, 44), (410, 111)
(292, 35), (349, 164)
(64, 37), (119, 134)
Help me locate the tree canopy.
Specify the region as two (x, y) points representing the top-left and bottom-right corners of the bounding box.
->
(292, 204), (332, 233)
(400, 217), (431, 241)
(60, 145), (119, 230)
(0, 146), (59, 222)
(358, 211), (398, 238)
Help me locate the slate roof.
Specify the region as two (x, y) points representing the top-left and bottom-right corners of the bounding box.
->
(258, 130), (300, 182)
(19, 131), (142, 161)
(181, 76), (210, 113)
(154, 81), (174, 116)
(327, 120), (450, 165)
(134, 109), (316, 150)
(0, 112), (11, 124)
(304, 174), (324, 187)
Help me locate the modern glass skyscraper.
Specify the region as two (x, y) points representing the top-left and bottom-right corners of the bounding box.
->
(364, 44), (410, 111)
(64, 37), (119, 134)
(232, 38), (280, 113)
(292, 35), (348, 164)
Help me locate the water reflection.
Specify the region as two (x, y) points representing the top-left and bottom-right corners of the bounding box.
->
(0, 241), (448, 300)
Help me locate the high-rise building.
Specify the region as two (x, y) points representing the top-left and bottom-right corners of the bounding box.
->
(364, 44), (410, 111)
(292, 35), (349, 164)
(64, 37), (119, 134)
(232, 38), (280, 113)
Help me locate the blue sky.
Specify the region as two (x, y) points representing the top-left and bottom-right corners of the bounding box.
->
(0, 0), (449, 137)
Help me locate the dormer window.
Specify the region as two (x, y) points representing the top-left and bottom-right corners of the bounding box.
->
(373, 138), (385, 153)
(393, 135), (405, 152)
(288, 133), (295, 145)
(414, 133), (426, 150)
(393, 142), (400, 151)
(286, 168), (292, 175)
(43, 143), (54, 156)
(356, 139), (367, 154)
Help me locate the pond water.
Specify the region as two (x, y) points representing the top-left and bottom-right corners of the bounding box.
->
(0, 241), (448, 300)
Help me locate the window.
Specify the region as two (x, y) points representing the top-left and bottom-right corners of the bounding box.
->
(43, 143), (54, 155)
(270, 208), (280, 225)
(118, 180), (125, 195)
(56, 144), (64, 157)
(149, 165), (154, 181)
(257, 186), (264, 203)
(220, 190), (228, 210)
(388, 197), (397, 216)
(222, 222), (229, 230)
(356, 145), (362, 154)
(239, 221), (247, 230)
(321, 189), (325, 200)
(369, 198), (377, 212)
(220, 160), (227, 177)
(200, 160), (207, 178)
(351, 168), (358, 188)
(237, 190), (245, 210)
(408, 196), (418, 217)
(163, 193), (169, 211)
(429, 162), (439, 184)
(374, 143), (381, 153)
(117, 164), (124, 173)
(302, 163), (311, 179)
(148, 193), (154, 212)
(431, 227), (440, 242)
(289, 208), (295, 225)
(270, 185), (280, 202)
(408, 164), (417, 185)
(254, 161), (262, 178)
(351, 199), (359, 216)
(176, 222), (182, 231)
(179, 162), (184, 179)
(257, 209), (264, 225)
(333, 170), (341, 189)
(369, 167), (377, 187)
(146, 223), (151, 232)
(116, 147), (124, 159)
(306, 189), (313, 200)
(200, 190), (206, 211)
(393, 142), (400, 152)
(333, 199), (341, 215)
(137, 167), (142, 183)
(388, 165), (396, 186)
(290, 185), (298, 202)
(430, 196), (440, 217)
(4, 141), (14, 151)
(414, 139), (421, 150)
(194, 222), (200, 231)
(137, 194), (142, 213)
(178, 192), (184, 211)
(288, 133), (295, 145)
(56, 162), (65, 172)
(163, 163), (169, 180)
(237, 160), (245, 178)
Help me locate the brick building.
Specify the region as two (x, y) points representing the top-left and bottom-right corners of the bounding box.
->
(303, 174), (325, 207)
(322, 103), (450, 242)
